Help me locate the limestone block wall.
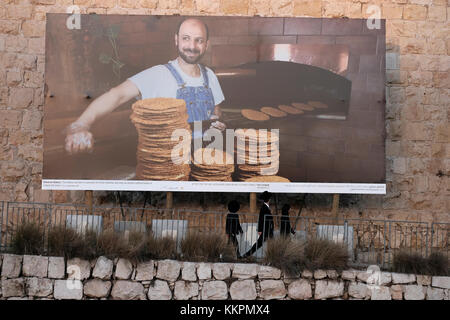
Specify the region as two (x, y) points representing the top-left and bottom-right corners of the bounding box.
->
(0, 254), (449, 300)
(0, 1), (448, 223)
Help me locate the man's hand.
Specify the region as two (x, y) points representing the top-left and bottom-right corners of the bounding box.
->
(258, 232), (262, 236)
(209, 114), (226, 131)
(65, 122), (94, 155)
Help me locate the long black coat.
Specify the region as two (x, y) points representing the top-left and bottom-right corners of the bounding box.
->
(280, 215), (295, 235)
(225, 213), (243, 235)
(257, 203), (274, 238)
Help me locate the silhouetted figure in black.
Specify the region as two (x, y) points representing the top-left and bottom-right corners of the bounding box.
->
(280, 204), (296, 237)
(241, 191), (274, 258)
(225, 200), (243, 256)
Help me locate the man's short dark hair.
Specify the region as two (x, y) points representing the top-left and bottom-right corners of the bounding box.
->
(260, 191), (272, 202)
(228, 200), (240, 213)
(176, 18), (209, 40)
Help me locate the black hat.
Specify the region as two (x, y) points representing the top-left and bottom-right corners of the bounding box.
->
(260, 191), (272, 202)
(228, 200), (240, 213)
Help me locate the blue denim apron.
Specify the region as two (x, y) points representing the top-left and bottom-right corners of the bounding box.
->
(165, 62), (216, 123)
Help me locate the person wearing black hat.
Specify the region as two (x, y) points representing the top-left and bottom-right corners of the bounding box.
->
(225, 200), (243, 256)
(280, 203), (296, 237)
(241, 191), (274, 258)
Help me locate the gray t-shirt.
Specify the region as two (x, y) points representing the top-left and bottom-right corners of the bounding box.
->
(128, 59), (225, 106)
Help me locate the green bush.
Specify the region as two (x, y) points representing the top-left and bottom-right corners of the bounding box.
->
(10, 222), (44, 255)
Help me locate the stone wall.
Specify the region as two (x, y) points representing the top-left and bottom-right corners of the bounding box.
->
(0, 253), (449, 300)
(0, 1), (448, 223)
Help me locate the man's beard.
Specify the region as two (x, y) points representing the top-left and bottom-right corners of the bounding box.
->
(178, 47), (204, 64)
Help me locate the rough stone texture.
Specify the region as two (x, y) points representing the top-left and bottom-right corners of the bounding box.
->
(232, 263), (258, 279)
(392, 273), (416, 284)
(212, 263), (231, 280)
(22, 255), (48, 278)
(92, 256), (113, 280)
(147, 280), (172, 300)
(156, 260), (181, 282)
(111, 281), (145, 300)
(259, 280), (287, 300)
(426, 287), (444, 300)
(341, 270), (356, 281)
(314, 269), (327, 279)
(26, 277), (53, 297)
(348, 282), (369, 299)
(197, 263), (212, 280)
(174, 280), (199, 300)
(54, 280), (83, 300)
(182, 262), (197, 281)
(314, 280), (344, 299)
(201, 281), (228, 300)
(301, 270), (313, 279)
(1, 254), (23, 278)
(431, 276), (450, 289)
(390, 285), (403, 300)
(115, 259), (133, 280)
(67, 258), (91, 281)
(84, 279), (111, 298)
(326, 270), (339, 279)
(2, 278), (25, 298)
(370, 287), (392, 300)
(258, 266), (281, 279)
(416, 275), (431, 286)
(230, 279), (257, 300)
(287, 279), (312, 300)
(359, 271), (391, 286)
(404, 285), (425, 300)
(48, 257), (65, 279)
(134, 261), (155, 281)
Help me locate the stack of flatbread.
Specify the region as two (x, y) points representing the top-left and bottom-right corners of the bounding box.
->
(190, 148), (234, 181)
(130, 98), (191, 181)
(234, 129), (280, 180)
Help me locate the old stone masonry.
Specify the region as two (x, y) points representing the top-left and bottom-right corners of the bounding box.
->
(0, 254), (449, 300)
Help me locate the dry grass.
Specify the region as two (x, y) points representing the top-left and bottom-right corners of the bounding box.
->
(180, 231), (236, 262)
(10, 222), (44, 255)
(303, 237), (349, 272)
(264, 237), (306, 276)
(393, 250), (448, 276)
(123, 231), (178, 261)
(144, 233), (178, 260)
(96, 229), (128, 260)
(47, 226), (99, 260)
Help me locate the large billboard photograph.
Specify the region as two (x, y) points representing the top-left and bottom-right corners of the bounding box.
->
(42, 14), (386, 194)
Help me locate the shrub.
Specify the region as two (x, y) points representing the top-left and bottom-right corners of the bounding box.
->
(47, 226), (90, 259)
(145, 233), (178, 260)
(10, 222), (44, 255)
(303, 237), (349, 271)
(181, 231), (235, 262)
(96, 229), (128, 260)
(264, 237), (306, 276)
(393, 250), (449, 276)
(427, 252), (449, 276)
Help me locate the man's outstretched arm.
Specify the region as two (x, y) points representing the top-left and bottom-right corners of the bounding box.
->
(65, 80), (140, 154)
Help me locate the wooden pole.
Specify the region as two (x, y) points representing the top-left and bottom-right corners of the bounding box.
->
(85, 190), (93, 214)
(166, 191), (173, 209)
(250, 192), (257, 214)
(332, 193), (340, 224)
